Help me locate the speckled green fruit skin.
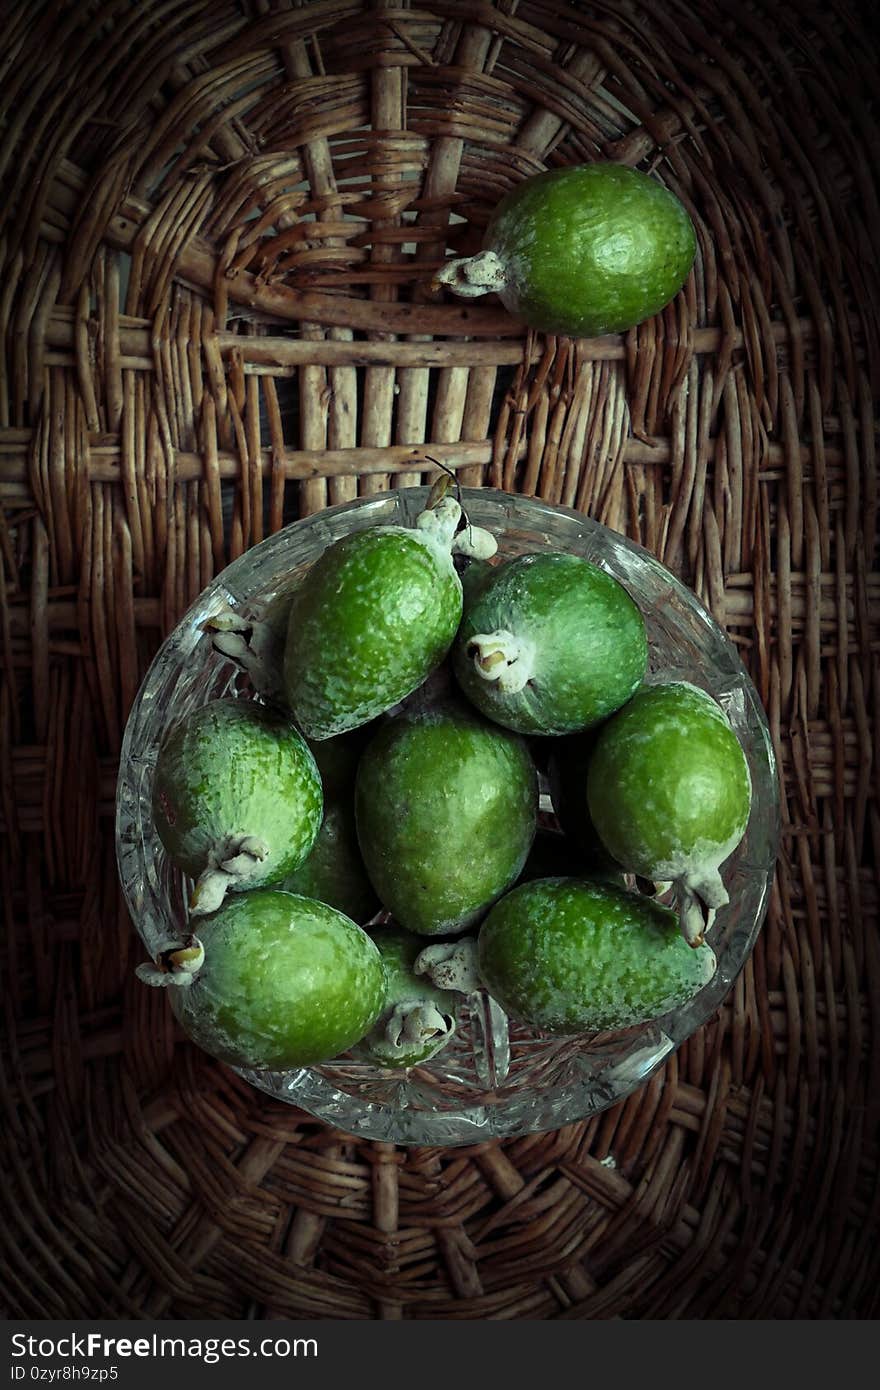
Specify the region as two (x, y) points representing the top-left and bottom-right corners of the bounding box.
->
(280, 730), (379, 921)
(169, 890), (386, 1069)
(352, 925), (459, 1068)
(453, 552), (648, 736)
(305, 728), (371, 799)
(283, 527), (463, 740)
(587, 682), (752, 880)
(152, 698), (323, 883)
(355, 704), (538, 937)
(478, 877), (715, 1034)
(281, 801), (380, 923)
(486, 164), (697, 337)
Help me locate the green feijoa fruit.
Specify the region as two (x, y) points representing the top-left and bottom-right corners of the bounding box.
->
(478, 877), (716, 1035)
(587, 682), (752, 941)
(152, 697), (323, 914)
(307, 726), (373, 800)
(355, 703), (538, 937)
(381, 656), (457, 721)
(453, 552), (648, 736)
(434, 163), (696, 339)
(280, 801), (380, 924)
(283, 492), (490, 740)
(280, 730), (380, 922)
(166, 891), (386, 1069)
(351, 925), (458, 1068)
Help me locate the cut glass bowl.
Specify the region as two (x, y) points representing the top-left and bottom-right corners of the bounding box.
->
(116, 487), (779, 1145)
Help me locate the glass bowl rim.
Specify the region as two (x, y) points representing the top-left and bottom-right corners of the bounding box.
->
(116, 484), (780, 1145)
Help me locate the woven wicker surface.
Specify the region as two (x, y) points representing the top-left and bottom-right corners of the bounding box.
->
(1, 0), (878, 1320)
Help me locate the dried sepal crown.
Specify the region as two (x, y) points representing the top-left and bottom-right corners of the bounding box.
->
(135, 936), (205, 988)
(414, 938), (482, 994)
(420, 458), (497, 561)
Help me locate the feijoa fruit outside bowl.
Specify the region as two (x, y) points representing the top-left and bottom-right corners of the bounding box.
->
(116, 487), (779, 1146)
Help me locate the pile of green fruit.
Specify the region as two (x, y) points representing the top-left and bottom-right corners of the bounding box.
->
(137, 480), (752, 1079)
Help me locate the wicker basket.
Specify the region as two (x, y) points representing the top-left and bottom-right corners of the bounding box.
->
(1, 0), (877, 1319)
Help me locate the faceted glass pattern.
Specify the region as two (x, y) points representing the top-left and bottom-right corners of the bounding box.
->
(116, 488), (780, 1145)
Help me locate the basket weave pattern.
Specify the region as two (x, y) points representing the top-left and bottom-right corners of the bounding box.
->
(1, 0), (878, 1318)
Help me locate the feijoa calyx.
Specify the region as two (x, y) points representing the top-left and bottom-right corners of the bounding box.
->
(152, 697), (323, 913)
(283, 491), (495, 740)
(434, 163), (697, 338)
(478, 877), (716, 1035)
(351, 925), (458, 1069)
(453, 552), (648, 736)
(587, 682), (752, 943)
(206, 583), (297, 706)
(163, 890), (387, 1069)
(355, 703), (538, 937)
